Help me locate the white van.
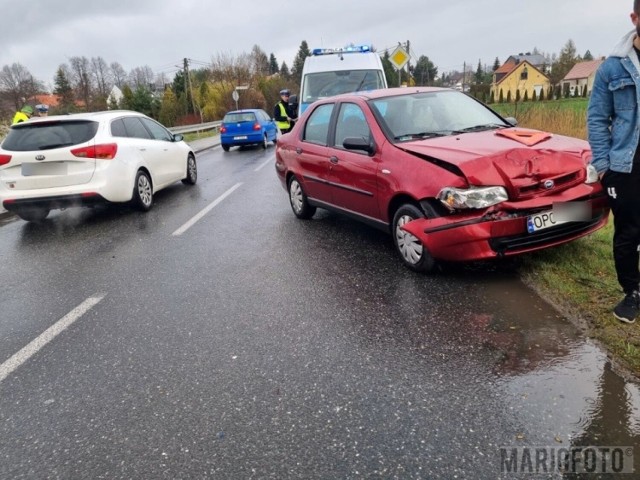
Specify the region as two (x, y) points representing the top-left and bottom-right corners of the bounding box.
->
(298, 45), (387, 115)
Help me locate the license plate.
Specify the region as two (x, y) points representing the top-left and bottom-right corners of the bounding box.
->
(527, 210), (568, 233)
(233, 135), (247, 140)
(21, 162), (68, 176)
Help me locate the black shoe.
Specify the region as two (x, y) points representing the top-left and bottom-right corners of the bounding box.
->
(613, 291), (640, 324)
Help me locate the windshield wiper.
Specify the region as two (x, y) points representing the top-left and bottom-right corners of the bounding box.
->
(450, 123), (508, 134)
(394, 131), (448, 141)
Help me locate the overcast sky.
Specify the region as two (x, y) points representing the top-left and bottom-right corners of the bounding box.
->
(0, 0), (633, 89)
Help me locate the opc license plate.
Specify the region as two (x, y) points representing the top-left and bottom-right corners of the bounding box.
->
(527, 210), (568, 233)
(233, 136), (247, 140)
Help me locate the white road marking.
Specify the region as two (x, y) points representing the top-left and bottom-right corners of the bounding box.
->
(255, 154), (275, 172)
(0, 295), (105, 384)
(172, 182), (243, 236)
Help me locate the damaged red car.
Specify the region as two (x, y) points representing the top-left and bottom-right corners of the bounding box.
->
(275, 87), (609, 272)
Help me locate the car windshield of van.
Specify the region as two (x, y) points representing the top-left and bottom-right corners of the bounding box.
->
(302, 70), (385, 104)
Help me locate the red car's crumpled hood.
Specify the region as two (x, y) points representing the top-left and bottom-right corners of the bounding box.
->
(398, 129), (590, 199)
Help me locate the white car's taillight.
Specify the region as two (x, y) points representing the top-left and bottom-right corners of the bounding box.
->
(0, 154), (11, 166)
(71, 143), (118, 159)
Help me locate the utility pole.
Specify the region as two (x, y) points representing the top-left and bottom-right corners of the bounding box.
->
(184, 58), (196, 115)
(406, 40), (410, 86)
(463, 61), (466, 92)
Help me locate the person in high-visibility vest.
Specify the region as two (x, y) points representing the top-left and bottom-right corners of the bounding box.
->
(12, 105), (33, 124)
(273, 89), (294, 134)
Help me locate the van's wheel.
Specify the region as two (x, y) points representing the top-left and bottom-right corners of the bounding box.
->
(132, 170), (153, 211)
(16, 208), (50, 222)
(182, 154), (197, 185)
(288, 176), (316, 219)
(392, 204), (436, 272)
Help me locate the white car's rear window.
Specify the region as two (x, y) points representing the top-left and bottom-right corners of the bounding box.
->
(2, 120), (99, 152)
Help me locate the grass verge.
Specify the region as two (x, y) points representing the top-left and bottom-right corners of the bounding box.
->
(491, 98), (640, 378)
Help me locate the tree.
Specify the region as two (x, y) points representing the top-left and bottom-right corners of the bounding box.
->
(159, 87), (180, 127)
(492, 57), (501, 72)
(413, 55), (437, 86)
(120, 84), (134, 110)
(499, 89), (504, 103)
(506, 90), (512, 103)
(291, 40), (311, 85)
(583, 50), (594, 61)
(129, 66), (154, 90)
(539, 88), (545, 101)
(475, 60), (484, 84)
(279, 61), (290, 79)
(549, 39), (579, 87)
(68, 56), (93, 111)
(53, 66), (75, 110)
(250, 45), (270, 76)
(91, 56), (111, 100)
(110, 62), (127, 89)
(269, 54), (279, 75)
(0, 63), (43, 109)
(523, 90), (529, 102)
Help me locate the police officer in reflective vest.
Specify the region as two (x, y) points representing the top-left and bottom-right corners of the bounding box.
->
(12, 105), (33, 124)
(274, 89), (294, 134)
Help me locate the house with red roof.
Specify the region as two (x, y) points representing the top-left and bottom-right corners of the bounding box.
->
(560, 59), (604, 96)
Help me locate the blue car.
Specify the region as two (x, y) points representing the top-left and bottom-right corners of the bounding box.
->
(220, 109), (278, 151)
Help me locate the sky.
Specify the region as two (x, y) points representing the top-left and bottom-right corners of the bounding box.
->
(0, 0), (634, 90)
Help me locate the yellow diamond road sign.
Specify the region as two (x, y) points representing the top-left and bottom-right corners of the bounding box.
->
(390, 46), (409, 70)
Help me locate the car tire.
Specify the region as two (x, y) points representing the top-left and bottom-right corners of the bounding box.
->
(288, 176), (316, 220)
(392, 204), (436, 273)
(262, 133), (268, 149)
(16, 208), (50, 222)
(222, 144), (230, 152)
(132, 170), (153, 211)
(182, 154), (197, 185)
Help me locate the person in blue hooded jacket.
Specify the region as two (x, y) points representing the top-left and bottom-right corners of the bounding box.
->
(588, 0), (640, 324)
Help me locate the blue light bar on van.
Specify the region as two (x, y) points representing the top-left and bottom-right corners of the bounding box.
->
(311, 44), (372, 56)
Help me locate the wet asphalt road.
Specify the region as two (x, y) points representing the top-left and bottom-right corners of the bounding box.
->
(0, 141), (639, 479)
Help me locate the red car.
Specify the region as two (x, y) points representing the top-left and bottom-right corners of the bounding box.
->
(275, 87), (608, 272)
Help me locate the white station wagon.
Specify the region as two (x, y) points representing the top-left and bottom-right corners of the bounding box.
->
(0, 110), (197, 222)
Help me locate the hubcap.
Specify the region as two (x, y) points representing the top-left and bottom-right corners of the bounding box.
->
(138, 175), (152, 206)
(395, 214), (423, 264)
(290, 180), (303, 213)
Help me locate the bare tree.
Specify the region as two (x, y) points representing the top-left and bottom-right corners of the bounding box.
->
(129, 66), (155, 90)
(91, 56), (112, 99)
(68, 56), (93, 110)
(110, 62), (128, 89)
(0, 63), (44, 109)
(209, 52), (252, 85)
(250, 45), (270, 76)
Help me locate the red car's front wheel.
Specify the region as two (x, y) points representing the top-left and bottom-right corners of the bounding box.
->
(392, 204), (436, 273)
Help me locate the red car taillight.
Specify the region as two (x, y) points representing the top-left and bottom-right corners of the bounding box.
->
(71, 143), (118, 159)
(220, 126), (227, 133)
(253, 123), (261, 131)
(0, 154), (11, 166)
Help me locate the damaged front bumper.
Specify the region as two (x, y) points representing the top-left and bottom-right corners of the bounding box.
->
(401, 185), (609, 262)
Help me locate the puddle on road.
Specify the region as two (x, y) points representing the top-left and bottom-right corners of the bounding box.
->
(461, 273), (640, 455)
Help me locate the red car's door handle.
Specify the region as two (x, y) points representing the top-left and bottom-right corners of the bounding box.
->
(329, 156), (339, 164)
(296, 147), (302, 154)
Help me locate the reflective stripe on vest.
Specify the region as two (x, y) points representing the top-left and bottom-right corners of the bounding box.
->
(275, 102), (290, 130)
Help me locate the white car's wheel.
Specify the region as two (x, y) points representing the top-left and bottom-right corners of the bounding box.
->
(132, 170), (153, 211)
(182, 154), (197, 185)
